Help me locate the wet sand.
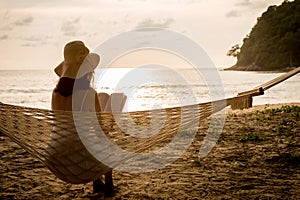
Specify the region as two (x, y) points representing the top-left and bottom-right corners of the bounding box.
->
(1, 103), (299, 199)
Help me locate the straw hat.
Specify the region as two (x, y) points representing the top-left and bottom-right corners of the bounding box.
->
(54, 41), (100, 79)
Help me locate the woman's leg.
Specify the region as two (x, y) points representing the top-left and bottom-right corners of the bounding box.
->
(93, 178), (105, 193)
(104, 170), (114, 196)
(92, 170), (113, 195)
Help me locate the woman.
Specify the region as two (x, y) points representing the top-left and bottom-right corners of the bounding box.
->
(50, 40), (113, 195)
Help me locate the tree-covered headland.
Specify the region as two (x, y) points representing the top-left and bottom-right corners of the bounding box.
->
(227, 0), (300, 71)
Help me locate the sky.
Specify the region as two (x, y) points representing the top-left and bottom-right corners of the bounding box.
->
(0, 0), (284, 70)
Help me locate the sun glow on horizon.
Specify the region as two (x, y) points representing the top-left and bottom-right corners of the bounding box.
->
(107, 49), (194, 69)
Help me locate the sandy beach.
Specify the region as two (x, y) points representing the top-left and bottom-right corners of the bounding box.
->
(1, 103), (299, 199)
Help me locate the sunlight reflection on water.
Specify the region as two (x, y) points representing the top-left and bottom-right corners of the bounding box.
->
(0, 68), (299, 110)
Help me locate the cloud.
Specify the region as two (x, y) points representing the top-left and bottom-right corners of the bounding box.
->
(0, 15), (34, 31)
(226, 0), (281, 18)
(19, 35), (52, 47)
(61, 17), (81, 36)
(21, 42), (37, 47)
(135, 18), (175, 29)
(0, 34), (8, 40)
(226, 10), (242, 18)
(20, 40), (47, 47)
(235, 0), (251, 7)
(23, 36), (41, 42)
(234, 0), (281, 10)
(14, 16), (34, 26)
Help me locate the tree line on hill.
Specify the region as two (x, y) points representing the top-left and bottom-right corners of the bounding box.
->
(227, 0), (300, 71)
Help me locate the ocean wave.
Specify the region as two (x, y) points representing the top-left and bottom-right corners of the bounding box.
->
(0, 88), (52, 94)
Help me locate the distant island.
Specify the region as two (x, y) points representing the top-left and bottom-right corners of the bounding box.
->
(226, 0), (300, 71)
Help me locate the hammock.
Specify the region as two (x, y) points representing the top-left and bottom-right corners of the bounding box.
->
(0, 95), (243, 183)
(0, 66), (299, 184)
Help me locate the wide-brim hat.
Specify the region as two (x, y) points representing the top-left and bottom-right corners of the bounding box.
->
(54, 41), (100, 79)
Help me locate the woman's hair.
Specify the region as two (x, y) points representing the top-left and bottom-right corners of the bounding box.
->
(54, 72), (93, 97)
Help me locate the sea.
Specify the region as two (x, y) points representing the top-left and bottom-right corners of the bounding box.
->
(0, 68), (299, 111)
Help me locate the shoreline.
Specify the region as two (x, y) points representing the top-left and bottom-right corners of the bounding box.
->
(224, 64), (297, 72)
(1, 103), (299, 199)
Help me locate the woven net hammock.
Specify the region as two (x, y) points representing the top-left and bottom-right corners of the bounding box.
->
(0, 94), (252, 184)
